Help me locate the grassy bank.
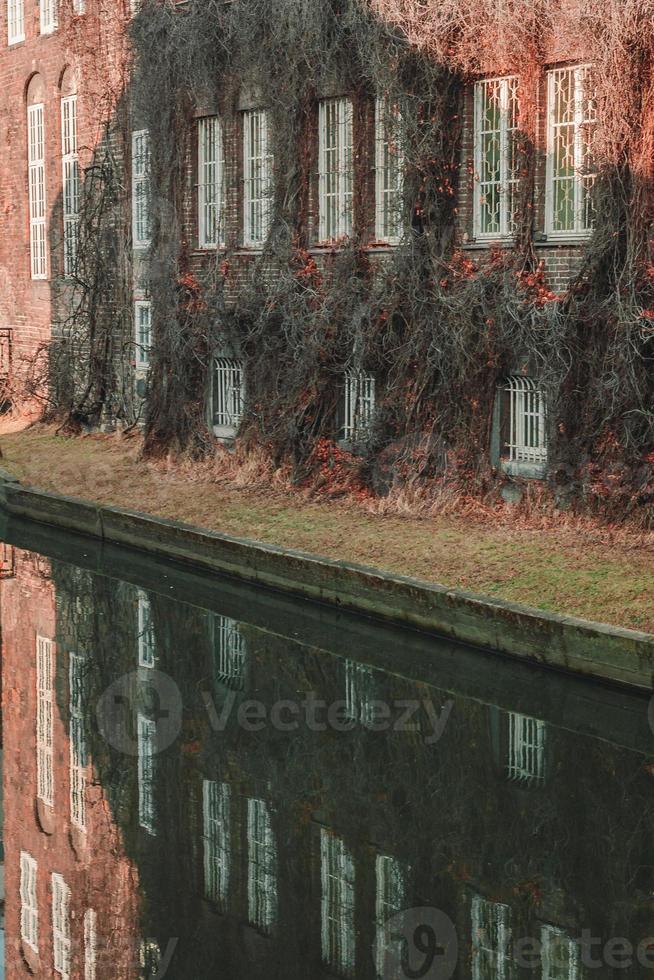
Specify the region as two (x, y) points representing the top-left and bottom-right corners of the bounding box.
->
(1, 426), (653, 632)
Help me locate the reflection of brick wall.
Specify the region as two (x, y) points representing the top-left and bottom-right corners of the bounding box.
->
(1, 548), (140, 978)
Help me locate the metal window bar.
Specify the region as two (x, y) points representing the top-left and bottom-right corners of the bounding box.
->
(198, 116), (224, 247)
(52, 873), (71, 979)
(137, 592), (156, 667)
(318, 98), (354, 242)
(84, 909), (97, 980)
(20, 851), (38, 951)
(541, 925), (580, 980)
(471, 895), (511, 980)
(69, 651), (87, 830)
(503, 376), (547, 464)
(213, 357), (245, 429)
(28, 104), (47, 279)
(8, 0), (25, 43)
(247, 798), (277, 933)
(343, 370), (375, 443)
(132, 130), (151, 247)
(137, 713), (157, 835)
(40, 0), (57, 33)
(211, 614), (246, 690)
(547, 65), (596, 236)
(244, 109), (273, 246)
(375, 855), (406, 979)
(474, 76), (519, 239)
(36, 635), (54, 806)
(506, 712), (546, 784)
(320, 829), (356, 977)
(375, 96), (404, 243)
(61, 95), (80, 277)
(202, 780), (231, 907)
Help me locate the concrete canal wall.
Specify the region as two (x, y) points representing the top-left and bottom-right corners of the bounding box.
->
(1, 468), (653, 691)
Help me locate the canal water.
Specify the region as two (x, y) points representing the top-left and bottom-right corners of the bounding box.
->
(0, 516), (653, 979)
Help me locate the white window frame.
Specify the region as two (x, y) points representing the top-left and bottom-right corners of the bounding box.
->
(541, 925), (580, 980)
(375, 96), (404, 243)
(471, 894), (512, 980)
(84, 909), (97, 980)
(344, 659), (375, 725)
(198, 116), (225, 248)
(61, 94), (80, 278)
(320, 828), (356, 977)
(135, 300), (152, 369)
(247, 798), (277, 934)
(545, 65), (596, 240)
(243, 108), (273, 247)
(69, 651), (87, 831)
(211, 614), (246, 690)
(318, 97), (353, 242)
(473, 76), (519, 241)
(72, 0), (86, 13)
(506, 712), (546, 784)
(28, 103), (47, 280)
(202, 779), (231, 907)
(132, 130), (150, 248)
(7, 0), (25, 44)
(137, 591), (155, 666)
(20, 851), (38, 952)
(137, 713), (156, 835)
(342, 369), (375, 445)
(212, 357), (245, 439)
(375, 854), (406, 978)
(36, 635), (54, 807)
(40, 0), (57, 34)
(501, 376), (547, 470)
(52, 873), (71, 979)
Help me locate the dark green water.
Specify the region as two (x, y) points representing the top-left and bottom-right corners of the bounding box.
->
(1, 516), (654, 979)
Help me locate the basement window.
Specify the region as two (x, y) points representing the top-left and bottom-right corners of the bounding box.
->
(8, 0), (25, 44)
(40, 0), (57, 34)
(473, 76), (519, 240)
(341, 369), (375, 447)
(375, 96), (404, 243)
(243, 108), (273, 247)
(498, 375), (547, 477)
(546, 65), (596, 239)
(210, 613), (246, 691)
(506, 711), (546, 785)
(541, 925), (581, 980)
(212, 357), (245, 440)
(318, 97), (353, 242)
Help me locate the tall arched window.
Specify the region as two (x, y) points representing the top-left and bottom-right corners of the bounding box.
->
(27, 74), (47, 280)
(60, 69), (80, 277)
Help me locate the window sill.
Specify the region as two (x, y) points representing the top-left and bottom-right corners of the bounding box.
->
(500, 458), (547, 480)
(7, 37), (25, 47)
(213, 424), (238, 444)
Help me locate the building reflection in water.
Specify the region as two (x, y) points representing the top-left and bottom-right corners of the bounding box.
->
(0, 535), (653, 978)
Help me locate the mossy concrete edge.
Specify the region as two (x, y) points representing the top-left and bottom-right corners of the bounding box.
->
(1, 473), (653, 690)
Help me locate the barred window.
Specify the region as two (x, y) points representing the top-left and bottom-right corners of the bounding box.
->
(211, 614), (246, 691)
(202, 779), (231, 907)
(541, 925), (580, 980)
(474, 76), (519, 240)
(135, 301), (152, 369)
(321, 829), (356, 977)
(40, 0), (56, 33)
(84, 909), (97, 980)
(318, 98), (353, 242)
(243, 109), (273, 246)
(342, 370), (375, 444)
(132, 130), (151, 247)
(506, 712), (546, 784)
(198, 116), (224, 248)
(247, 798), (277, 934)
(138, 713), (157, 835)
(52, 873), (71, 979)
(20, 851), (38, 952)
(36, 634), (54, 806)
(375, 96), (404, 243)
(61, 94), (80, 277)
(375, 855), (406, 978)
(546, 65), (596, 237)
(501, 376), (547, 465)
(137, 590), (155, 667)
(69, 651), (87, 831)
(344, 659), (375, 725)
(28, 103), (47, 279)
(7, 0), (25, 43)
(471, 894), (512, 980)
(212, 357), (245, 435)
